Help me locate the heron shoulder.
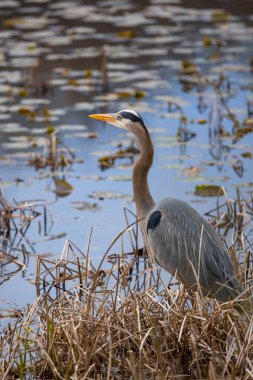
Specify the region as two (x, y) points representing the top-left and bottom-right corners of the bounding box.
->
(146, 198), (181, 232)
(148, 197), (208, 227)
(146, 197), (234, 278)
(146, 197), (222, 246)
(147, 210), (162, 233)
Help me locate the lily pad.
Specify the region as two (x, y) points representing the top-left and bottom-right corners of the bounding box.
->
(181, 166), (204, 177)
(195, 184), (223, 197)
(106, 175), (131, 182)
(241, 152), (252, 158)
(66, 132), (99, 139)
(118, 30), (137, 38)
(54, 178), (73, 197)
(89, 191), (132, 202)
(71, 201), (101, 212)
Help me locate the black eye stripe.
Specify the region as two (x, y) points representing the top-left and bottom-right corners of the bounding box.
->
(118, 110), (150, 137)
(119, 111), (143, 123)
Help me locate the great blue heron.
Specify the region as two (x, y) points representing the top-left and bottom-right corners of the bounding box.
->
(89, 109), (242, 302)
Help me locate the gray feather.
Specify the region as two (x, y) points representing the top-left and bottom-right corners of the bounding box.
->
(146, 198), (241, 302)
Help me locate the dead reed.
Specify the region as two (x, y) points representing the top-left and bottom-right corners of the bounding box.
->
(0, 190), (43, 279)
(1, 189), (253, 380)
(29, 128), (80, 170)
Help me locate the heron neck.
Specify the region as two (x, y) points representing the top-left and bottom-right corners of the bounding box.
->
(133, 130), (155, 220)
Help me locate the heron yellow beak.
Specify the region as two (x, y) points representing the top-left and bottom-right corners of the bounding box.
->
(89, 113), (116, 124)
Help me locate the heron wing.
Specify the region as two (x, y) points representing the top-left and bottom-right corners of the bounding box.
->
(146, 198), (239, 295)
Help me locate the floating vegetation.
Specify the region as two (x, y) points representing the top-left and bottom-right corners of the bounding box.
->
(180, 166), (204, 178)
(241, 152), (252, 159)
(29, 131), (80, 170)
(116, 89), (146, 99)
(212, 9), (231, 23)
(71, 201), (101, 212)
(195, 184), (223, 197)
(234, 119), (253, 140)
(98, 146), (138, 170)
(89, 190), (132, 202)
(118, 30), (137, 38)
(53, 177), (73, 197)
(180, 59), (199, 76)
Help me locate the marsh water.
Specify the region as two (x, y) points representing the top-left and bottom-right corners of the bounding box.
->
(0, 0), (253, 312)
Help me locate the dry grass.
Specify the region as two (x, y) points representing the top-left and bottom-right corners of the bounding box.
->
(29, 130), (80, 170)
(1, 190), (253, 380)
(0, 191), (44, 279)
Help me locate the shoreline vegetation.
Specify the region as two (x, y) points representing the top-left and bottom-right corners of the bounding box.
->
(1, 189), (253, 379)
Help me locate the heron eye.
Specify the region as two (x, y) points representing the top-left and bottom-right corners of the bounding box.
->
(117, 114), (123, 121)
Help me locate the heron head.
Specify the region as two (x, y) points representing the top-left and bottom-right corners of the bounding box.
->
(89, 109), (149, 136)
